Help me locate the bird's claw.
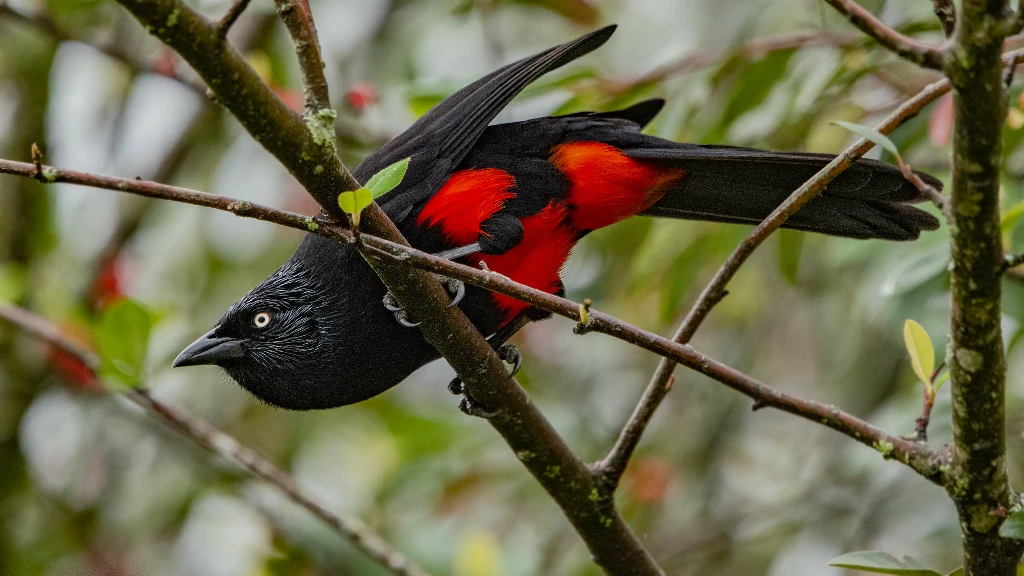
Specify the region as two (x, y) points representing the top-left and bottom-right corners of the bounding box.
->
(459, 396), (499, 419)
(382, 291), (421, 326)
(382, 275), (463, 327)
(497, 344), (521, 377)
(447, 377), (498, 418)
(442, 277), (465, 308)
(382, 291), (402, 312)
(447, 344), (520, 418)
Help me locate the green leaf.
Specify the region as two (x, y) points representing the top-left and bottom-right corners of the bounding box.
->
(338, 188), (374, 214)
(933, 371), (950, 392)
(94, 299), (154, 388)
(833, 120), (903, 159)
(903, 319), (935, 386)
(999, 510), (1024, 539)
(365, 158), (410, 198)
(828, 551), (943, 575)
(946, 569), (962, 576)
(778, 230), (804, 284)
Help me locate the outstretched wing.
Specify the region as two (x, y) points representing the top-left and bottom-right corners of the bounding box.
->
(352, 26), (616, 223)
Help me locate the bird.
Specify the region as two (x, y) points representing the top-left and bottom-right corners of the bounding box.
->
(172, 25), (941, 412)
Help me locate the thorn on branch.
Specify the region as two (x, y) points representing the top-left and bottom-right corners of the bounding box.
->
(217, 0), (252, 38)
(751, 400), (769, 412)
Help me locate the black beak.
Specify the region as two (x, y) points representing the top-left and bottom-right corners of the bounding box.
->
(172, 327), (245, 367)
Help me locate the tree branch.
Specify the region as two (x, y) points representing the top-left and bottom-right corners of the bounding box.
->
(943, 0), (1024, 572)
(933, 0), (958, 38)
(272, 0), (331, 113)
(595, 71), (961, 492)
(821, 0), (948, 69)
(0, 303), (430, 576)
(0, 157), (950, 487)
(595, 376), (674, 490)
(217, 0), (252, 38)
(109, 1), (664, 572)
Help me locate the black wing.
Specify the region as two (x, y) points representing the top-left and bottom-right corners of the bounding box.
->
(352, 26), (616, 223)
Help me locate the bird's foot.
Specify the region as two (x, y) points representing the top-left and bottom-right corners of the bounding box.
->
(447, 344), (521, 418)
(496, 344), (522, 377)
(382, 275), (465, 327)
(447, 378), (500, 418)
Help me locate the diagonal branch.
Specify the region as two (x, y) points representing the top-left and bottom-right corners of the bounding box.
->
(0, 303), (430, 576)
(597, 45), (1024, 492)
(596, 72), (958, 491)
(821, 0), (948, 69)
(109, 1), (663, 572)
(0, 157), (950, 486)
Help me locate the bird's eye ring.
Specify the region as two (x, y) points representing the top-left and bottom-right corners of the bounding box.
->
(253, 311), (272, 328)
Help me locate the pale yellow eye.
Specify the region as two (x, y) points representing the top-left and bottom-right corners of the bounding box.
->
(253, 311), (271, 328)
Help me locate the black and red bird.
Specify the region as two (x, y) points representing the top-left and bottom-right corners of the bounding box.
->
(173, 26), (941, 410)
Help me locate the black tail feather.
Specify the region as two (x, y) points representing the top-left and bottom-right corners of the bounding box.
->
(633, 145), (942, 241)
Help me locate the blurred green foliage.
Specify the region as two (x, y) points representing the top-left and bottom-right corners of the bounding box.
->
(0, 0), (1022, 575)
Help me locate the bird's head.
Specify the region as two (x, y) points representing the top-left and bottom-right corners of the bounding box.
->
(171, 239), (443, 410)
(172, 260), (345, 410)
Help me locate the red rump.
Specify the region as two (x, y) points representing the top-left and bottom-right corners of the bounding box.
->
(551, 141), (685, 230)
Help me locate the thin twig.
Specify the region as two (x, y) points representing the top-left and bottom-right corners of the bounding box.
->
(273, 0), (331, 113)
(595, 376), (674, 491)
(1004, 252), (1024, 271)
(0, 157), (950, 485)
(914, 360), (947, 442)
(932, 0), (957, 38)
(0, 303), (431, 576)
(596, 69), (966, 491)
(821, 0), (947, 69)
(895, 156), (951, 222)
(217, 0), (252, 38)
(1005, 51), (1023, 89)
